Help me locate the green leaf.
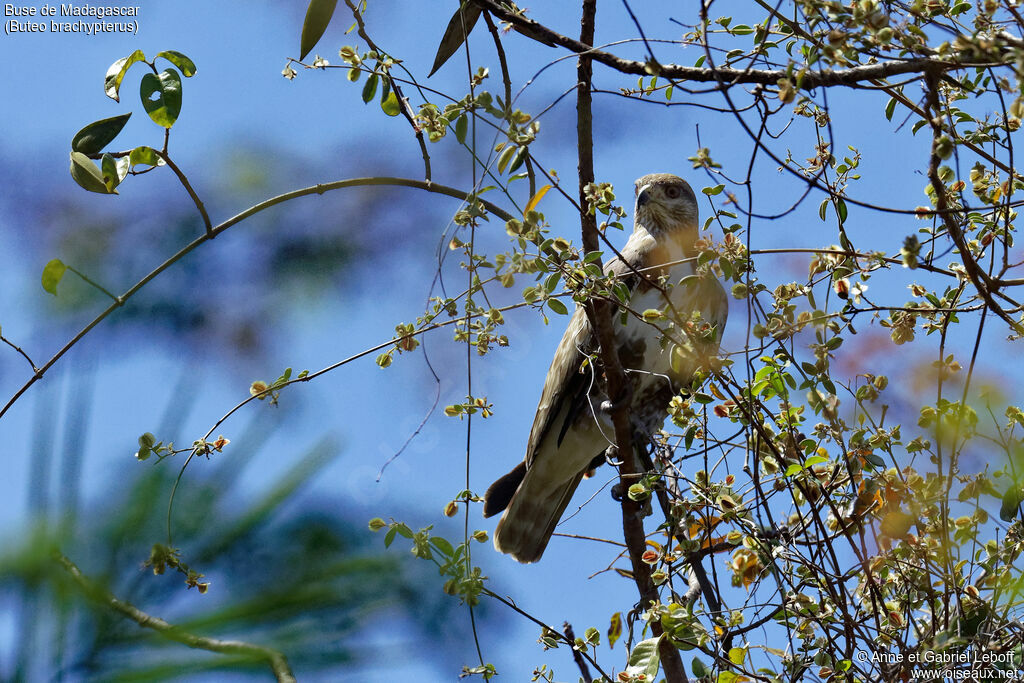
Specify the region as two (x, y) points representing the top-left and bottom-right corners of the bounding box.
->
(702, 183), (725, 195)
(104, 49), (146, 102)
(69, 151), (112, 194)
(804, 454), (827, 468)
(41, 258), (67, 295)
(454, 114), (468, 144)
(299, 0), (338, 61)
(71, 113), (132, 155)
(818, 199), (828, 221)
(140, 68), (183, 128)
(547, 298), (568, 315)
(543, 272), (560, 293)
(626, 636), (662, 679)
(361, 72), (379, 103)
(100, 153), (122, 193)
(1001, 485), (1023, 522)
(837, 198), (848, 223)
(429, 2), (482, 77)
(380, 82), (401, 117)
(154, 50), (197, 77)
(508, 146), (528, 174)
(129, 145), (162, 169)
(430, 536), (454, 558)
(495, 146), (512, 173)
(885, 96), (897, 121)
(692, 657), (708, 678)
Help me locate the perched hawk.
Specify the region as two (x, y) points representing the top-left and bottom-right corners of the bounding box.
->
(483, 173), (728, 563)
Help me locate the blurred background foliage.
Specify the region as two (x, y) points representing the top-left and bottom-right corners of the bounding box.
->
(0, 138), (493, 681)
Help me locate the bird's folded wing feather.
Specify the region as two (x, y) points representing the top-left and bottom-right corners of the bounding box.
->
(523, 252), (645, 467)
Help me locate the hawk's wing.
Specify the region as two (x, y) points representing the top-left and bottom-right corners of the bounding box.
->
(524, 252), (644, 467)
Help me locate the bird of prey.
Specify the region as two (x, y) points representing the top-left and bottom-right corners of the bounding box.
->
(483, 173), (728, 563)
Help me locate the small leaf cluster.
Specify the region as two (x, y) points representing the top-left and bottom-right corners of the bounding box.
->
(69, 50), (196, 195)
(369, 518), (489, 607)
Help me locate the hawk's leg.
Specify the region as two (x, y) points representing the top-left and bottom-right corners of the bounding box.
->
(609, 430), (657, 511)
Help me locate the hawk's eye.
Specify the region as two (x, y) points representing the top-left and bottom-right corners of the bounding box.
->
(665, 186), (681, 199)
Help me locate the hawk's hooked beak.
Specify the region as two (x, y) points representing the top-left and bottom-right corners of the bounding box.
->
(636, 185), (652, 207)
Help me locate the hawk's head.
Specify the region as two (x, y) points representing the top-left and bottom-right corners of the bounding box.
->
(634, 173), (698, 237)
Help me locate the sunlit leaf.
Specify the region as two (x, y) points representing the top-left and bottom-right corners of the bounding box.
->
(524, 184), (552, 214)
(71, 113), (132, 155)
(380, 89), (401, 117)
(154, 50), (197, 77)
(608, 612), (622, 649)
(104, 49), (146, 102)
(100, 153), (122, 193)
(129, 145), (162, 169)
(626, 636), (662, 679)
(41, 258), (67, 295)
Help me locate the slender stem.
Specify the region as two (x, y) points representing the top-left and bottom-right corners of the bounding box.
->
(1, 335), (39, 374)
(66, 266), (118, 302)
(156, 144), (213, 238)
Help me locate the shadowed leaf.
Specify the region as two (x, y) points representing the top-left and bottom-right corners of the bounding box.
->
(69, 151), (112, 195)
(428, 2), (482, 77)
(140, 68), (183, 129)
(300, 0), (339, 61)
(71, 113), (132, 155)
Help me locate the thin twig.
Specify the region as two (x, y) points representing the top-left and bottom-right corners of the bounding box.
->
(156, 137), (213, 237)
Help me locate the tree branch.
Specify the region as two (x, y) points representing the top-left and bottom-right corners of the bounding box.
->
(470, 0), (1010, 88)
(922, 68), (1023, 335)
(574, 1), (686, 681)
(56, 552), (295, 683)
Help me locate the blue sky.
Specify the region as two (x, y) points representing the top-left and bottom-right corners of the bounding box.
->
(3, 2), (1019, 681)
